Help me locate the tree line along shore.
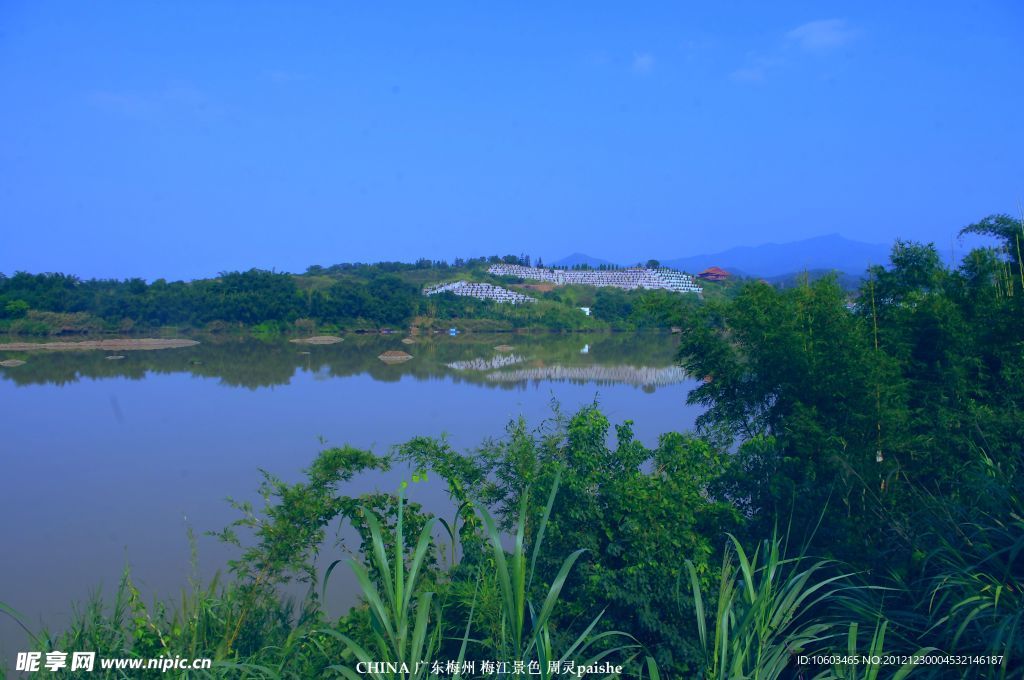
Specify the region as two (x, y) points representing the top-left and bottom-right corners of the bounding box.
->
(0, 256), (738, 337)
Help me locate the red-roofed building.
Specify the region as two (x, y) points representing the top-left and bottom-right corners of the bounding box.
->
(697, 266), (730, 281)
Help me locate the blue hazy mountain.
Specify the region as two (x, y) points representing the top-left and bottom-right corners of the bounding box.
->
(763, 269), (867, 291)
(549, 252), (618, 268)
(662, 234), (892, 278)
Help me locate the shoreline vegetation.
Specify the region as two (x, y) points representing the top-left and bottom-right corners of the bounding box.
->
(2, 215), (1022, 678)
(0, 256), (729, 339)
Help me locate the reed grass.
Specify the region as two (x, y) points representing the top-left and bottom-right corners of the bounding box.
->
(686, 533), (850, 680)
(326, 488), (446, 680)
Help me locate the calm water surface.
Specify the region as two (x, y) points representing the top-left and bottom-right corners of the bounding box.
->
(0, 333), (702, 658)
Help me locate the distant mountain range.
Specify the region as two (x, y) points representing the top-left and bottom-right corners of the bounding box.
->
(763, 269), (867, 290)
(549, 252), (618, 268)
(552, 234), (893, 279)
(661, 234), (891, 278)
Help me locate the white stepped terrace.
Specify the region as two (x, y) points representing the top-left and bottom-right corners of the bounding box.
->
(423, 280), (536, 304)
(486, 264), (702, 293)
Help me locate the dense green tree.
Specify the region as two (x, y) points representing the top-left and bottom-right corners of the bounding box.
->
(679, 276), (891, 561)
(678, 223), (1024, 574)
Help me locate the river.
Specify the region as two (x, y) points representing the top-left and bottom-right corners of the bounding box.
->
(0, 332), (703, 659)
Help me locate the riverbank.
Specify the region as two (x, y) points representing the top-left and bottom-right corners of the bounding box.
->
(0, 338), (200, 351)
(1, 267), (720, 339)
(0, 321), (677, 345)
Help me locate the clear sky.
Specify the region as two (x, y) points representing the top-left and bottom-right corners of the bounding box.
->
(1, 2), (1022, 280)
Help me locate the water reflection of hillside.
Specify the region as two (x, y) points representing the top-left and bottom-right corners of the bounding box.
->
(0, 333), (687, 390)
(484, 365), (688, 390)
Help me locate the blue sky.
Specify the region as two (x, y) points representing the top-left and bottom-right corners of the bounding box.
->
(1, 1), (1022, 280)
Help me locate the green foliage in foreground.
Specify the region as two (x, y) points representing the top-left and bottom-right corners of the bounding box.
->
(4, 406), (1021, 678)
(685, 534), (843, 679)
(329, 492), (447, 680)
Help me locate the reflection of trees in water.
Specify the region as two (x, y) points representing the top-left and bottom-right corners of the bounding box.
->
(0, 333), (685, 390)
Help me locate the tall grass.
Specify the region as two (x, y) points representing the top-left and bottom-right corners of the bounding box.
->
(685, 533), (847, 680)
(478, 469), (646, 678)
(1, 546), (335, 677)
(326, 489), (452, 680)
(324, 472), (649, 679)
(920, 493), (1023, 678)
(827, 621), (932, 680)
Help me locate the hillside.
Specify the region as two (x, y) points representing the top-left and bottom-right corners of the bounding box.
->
(0, 258), (707, 336)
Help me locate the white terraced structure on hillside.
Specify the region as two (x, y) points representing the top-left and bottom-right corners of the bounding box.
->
(423, 280), (536, 304)
(487, 264), (702, 293)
